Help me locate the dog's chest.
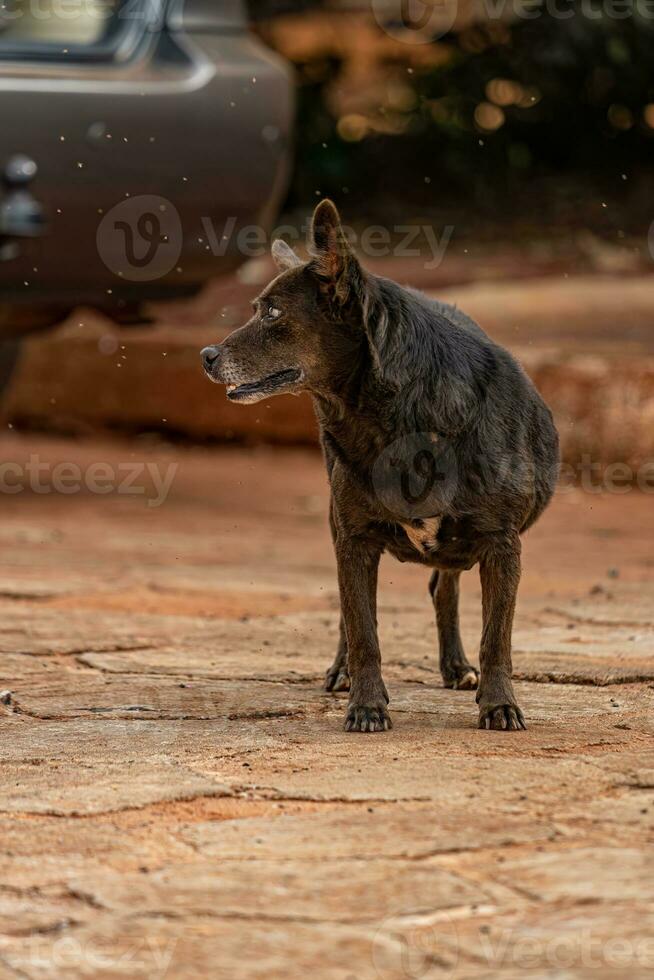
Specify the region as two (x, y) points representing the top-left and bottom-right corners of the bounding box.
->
(384, 515), (480, 571)
(400, 517), (441, 555)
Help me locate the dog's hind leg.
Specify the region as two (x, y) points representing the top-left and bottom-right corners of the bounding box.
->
(429, 570), (479, 691)
(325, 497), (352, 692)
(475, 533), (526, 731)
(324, 617), (350, 692)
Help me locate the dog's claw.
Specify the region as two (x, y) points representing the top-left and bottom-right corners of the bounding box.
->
(344, 704), (392, 733)
(446, 666), (479, 691)
(324, 668), (350, 693)
(478, 703), (526, 731)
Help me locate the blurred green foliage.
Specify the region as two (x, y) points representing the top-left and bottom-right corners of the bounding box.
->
(284, 3), (654, 226)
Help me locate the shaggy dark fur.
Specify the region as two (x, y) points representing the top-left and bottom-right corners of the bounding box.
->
(201, 201), (559, 733)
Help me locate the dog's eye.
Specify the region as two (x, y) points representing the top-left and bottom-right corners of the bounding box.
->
(267, 306), (281, 319)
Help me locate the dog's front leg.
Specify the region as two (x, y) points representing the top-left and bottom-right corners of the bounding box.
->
(476, 532), (526, 731)
(335, 535), (390, 733)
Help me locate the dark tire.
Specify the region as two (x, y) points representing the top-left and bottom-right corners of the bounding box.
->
(0, 339), (20, 397)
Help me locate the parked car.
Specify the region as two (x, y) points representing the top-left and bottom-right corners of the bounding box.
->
(0, 0), (293, 390)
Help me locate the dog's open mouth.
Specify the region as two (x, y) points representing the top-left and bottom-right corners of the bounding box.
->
(226, 367), (303, 403)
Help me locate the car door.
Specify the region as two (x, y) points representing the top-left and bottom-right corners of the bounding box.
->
(0, 0), (293, 328)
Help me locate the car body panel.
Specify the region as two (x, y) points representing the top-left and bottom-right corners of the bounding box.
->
(0, 0), (293, 330)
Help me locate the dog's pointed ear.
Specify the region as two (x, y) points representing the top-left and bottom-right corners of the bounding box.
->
(271, 238), (302, 272)
(309, 200), (359, 301)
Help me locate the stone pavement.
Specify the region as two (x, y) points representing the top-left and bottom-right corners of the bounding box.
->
(0, 434), (653, 979)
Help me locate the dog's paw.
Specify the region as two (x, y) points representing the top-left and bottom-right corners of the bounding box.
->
(444, 665), (479, 691)
(344, 703), (392, 733)
(324, 666), (350, 693)
(478, 702), (526, 731)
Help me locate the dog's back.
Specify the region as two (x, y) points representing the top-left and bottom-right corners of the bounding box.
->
(418, 293), (490, 343)
(369, 280), (560, 533)
(434, 293), (560, 527)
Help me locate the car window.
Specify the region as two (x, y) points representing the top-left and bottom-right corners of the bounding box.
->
(0, 0), (133, 52)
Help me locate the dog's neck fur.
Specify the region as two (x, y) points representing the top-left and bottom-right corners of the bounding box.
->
(312, 360), (411, 512)
(309, 273), (490, 517)
(311, 325), (399, 482)
(311, 274), (448, 473)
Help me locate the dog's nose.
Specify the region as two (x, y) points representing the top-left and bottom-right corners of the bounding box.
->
(201, 346), (220, 373)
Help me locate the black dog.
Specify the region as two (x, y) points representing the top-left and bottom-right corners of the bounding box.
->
(201, 201), (559, 732)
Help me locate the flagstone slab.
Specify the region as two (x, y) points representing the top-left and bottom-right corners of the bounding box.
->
(0, 436), (653, 979)
(66, 859), (497, 926)
(180, 803), (560, 863)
